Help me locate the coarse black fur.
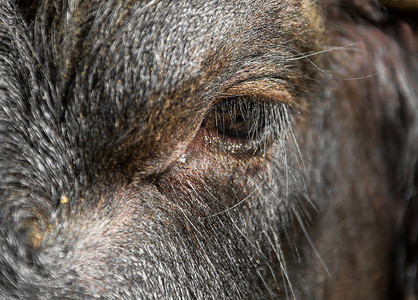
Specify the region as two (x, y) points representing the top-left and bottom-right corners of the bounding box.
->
(0, 0), (417, 299)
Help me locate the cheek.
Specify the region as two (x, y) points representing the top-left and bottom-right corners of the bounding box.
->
(156, 155), (246, 212)
(151, 132), (265, 211)
(153, 131), (300, 225)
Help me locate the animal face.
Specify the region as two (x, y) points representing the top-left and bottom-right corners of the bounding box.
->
(0, 0), (417, 299)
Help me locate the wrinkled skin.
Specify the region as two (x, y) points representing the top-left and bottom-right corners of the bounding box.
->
(0, 0), (417, 299)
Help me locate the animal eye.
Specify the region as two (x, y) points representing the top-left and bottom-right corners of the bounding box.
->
(200, 98), (292, 154)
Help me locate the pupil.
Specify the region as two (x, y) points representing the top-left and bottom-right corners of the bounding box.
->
(221, 114), (249, 140)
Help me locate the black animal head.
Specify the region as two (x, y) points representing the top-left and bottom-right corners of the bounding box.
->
(0, 0), (416, 299)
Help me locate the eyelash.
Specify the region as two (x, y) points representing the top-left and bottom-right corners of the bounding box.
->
(200, 98), (292, 154)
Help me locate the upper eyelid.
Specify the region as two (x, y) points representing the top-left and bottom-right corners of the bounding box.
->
(218, 79), (294, 106)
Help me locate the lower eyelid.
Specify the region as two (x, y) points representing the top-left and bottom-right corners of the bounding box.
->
(200, 126), (252, 153)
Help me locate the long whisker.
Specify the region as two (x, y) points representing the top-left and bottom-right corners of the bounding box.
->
(287, 43), (363, 61)
(203, 178), (267, 218)
(282, 42), (380, 80)
(290, 204), (330, 276)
